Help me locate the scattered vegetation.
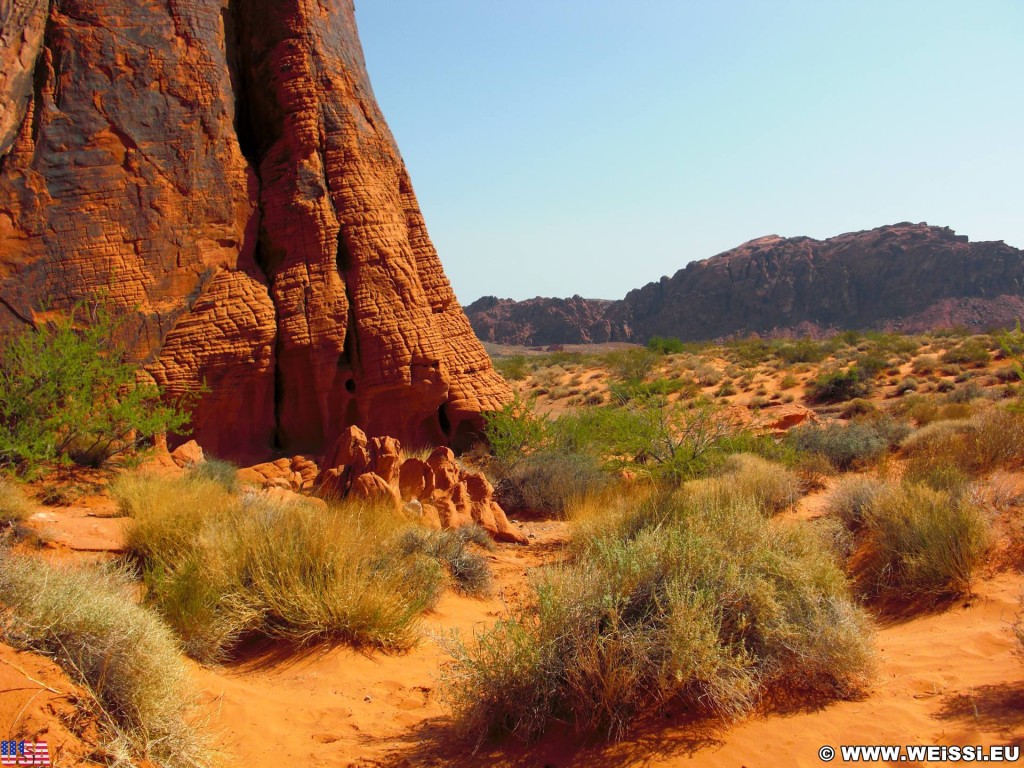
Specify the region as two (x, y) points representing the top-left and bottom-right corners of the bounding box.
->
(443, 491), (873, 741)
(0, 553), (209, 768)
(807, 367), (870, 403)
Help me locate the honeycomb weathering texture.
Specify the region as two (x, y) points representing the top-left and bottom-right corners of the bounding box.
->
(0, 0), (511, 461)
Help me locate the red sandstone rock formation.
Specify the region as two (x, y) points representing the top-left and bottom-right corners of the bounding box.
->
(0, 0), (510, 462)
(315, 426), (527, 543)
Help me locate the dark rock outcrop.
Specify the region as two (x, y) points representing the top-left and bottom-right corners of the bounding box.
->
(465, 295), (633, 346)
(0, 0), (510, 462)
(467, 223), (1024, 344)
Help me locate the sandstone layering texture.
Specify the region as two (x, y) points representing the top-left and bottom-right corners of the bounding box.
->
(0, 0), (510, 462)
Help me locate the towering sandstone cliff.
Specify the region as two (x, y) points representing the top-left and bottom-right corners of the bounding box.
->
(0, 0), (510, 461)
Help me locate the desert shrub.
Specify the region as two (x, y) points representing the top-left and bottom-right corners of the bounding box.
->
(807, 367), (869, 403)
(443, 492), (873, 741)
(840, 399), (876, 419)
(858, 484), (990, 600)
(609, 376), (692, 403)
(854, 352), (889, 379)
(694, 364), (723, 387)
(0, 554), (208, 768)
(780, 373), (799, 389)
(788, 421), (888, 470)
(646, 336), (686, 355)
(911, 355), (939, 375)
(189, 457), (239, 492)
(993, 366), (1021, 383)
(715, 382), (737, 397)
(0, 479), (30, 527)
(941, 340), (991, 367)
(483, 394), (548, 467)
(948, 382), (983, 403)
(900, 409), (1024, 479)
(896, 377), (919, 395)
(725, 336), (771, 366)
(492, 450), (610, 517)
(615, 400), (742, 484)
(826, 476), (887, 531)
(0, 303), (192, 473)
(603, 348), (658, 382)
(118, 474), (446, 661)
(776, 337), (830, 364)
(399, 526), (493, 596)
(686, 453), (800, 515)
(935, 379), (955, 393)
(896, 394), (938, 425)
(495, 355), (530, 381)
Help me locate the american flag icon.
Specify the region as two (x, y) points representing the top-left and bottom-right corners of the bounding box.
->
(0, 741), (50, 766)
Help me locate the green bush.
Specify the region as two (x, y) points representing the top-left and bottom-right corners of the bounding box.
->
(442, 492), (873, 741)
(788, 421), (888, 470)
(776, 338), (831, 364)
(854, 352), (889, 379)
(941, 339), (991, 368)
(0, 303), (191, 472)
(807, 367), (870, 403)
(0, 554), (208, 768)
(603, 348), (658, 382)
(495, 355), (530, 381)
(483, 394), (548, 468)
(859, 484), (990, 600)
(646, 336), (686, 355)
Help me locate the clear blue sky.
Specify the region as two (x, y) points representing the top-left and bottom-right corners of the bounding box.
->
(354, 1), (1023, 303)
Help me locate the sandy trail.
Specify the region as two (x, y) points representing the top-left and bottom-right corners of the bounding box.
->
(184, 516), (1024, 768)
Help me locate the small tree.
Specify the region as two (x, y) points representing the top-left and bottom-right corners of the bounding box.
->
(0, 302), (192, 472)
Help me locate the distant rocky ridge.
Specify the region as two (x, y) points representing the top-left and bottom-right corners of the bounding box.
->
(466, 223), (1024, 345)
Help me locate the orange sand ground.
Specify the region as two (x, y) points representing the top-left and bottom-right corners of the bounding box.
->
(3, 504), (1023, 767)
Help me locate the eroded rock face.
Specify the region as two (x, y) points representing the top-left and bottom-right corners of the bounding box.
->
(0, 0), (510, 462)
(465, 224), (1024, 345)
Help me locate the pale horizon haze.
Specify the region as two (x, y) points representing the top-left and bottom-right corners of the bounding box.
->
(355, 1), (1023, 304)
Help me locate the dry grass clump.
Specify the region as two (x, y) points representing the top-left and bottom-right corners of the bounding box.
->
(900, 409), (1024, 488)
(0, 553), (208, 768)
(685, 453), (800, 515)
(492, 451), (610, 517)
(788, 421), (889, 471)
(856, 483), (990, 601)
(399, 526), (494, 596)
(0, 478), (30, 527)
(826, 476), (888, 531)
(116, 473), (451, 662)
(443, 492), (873, 742)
